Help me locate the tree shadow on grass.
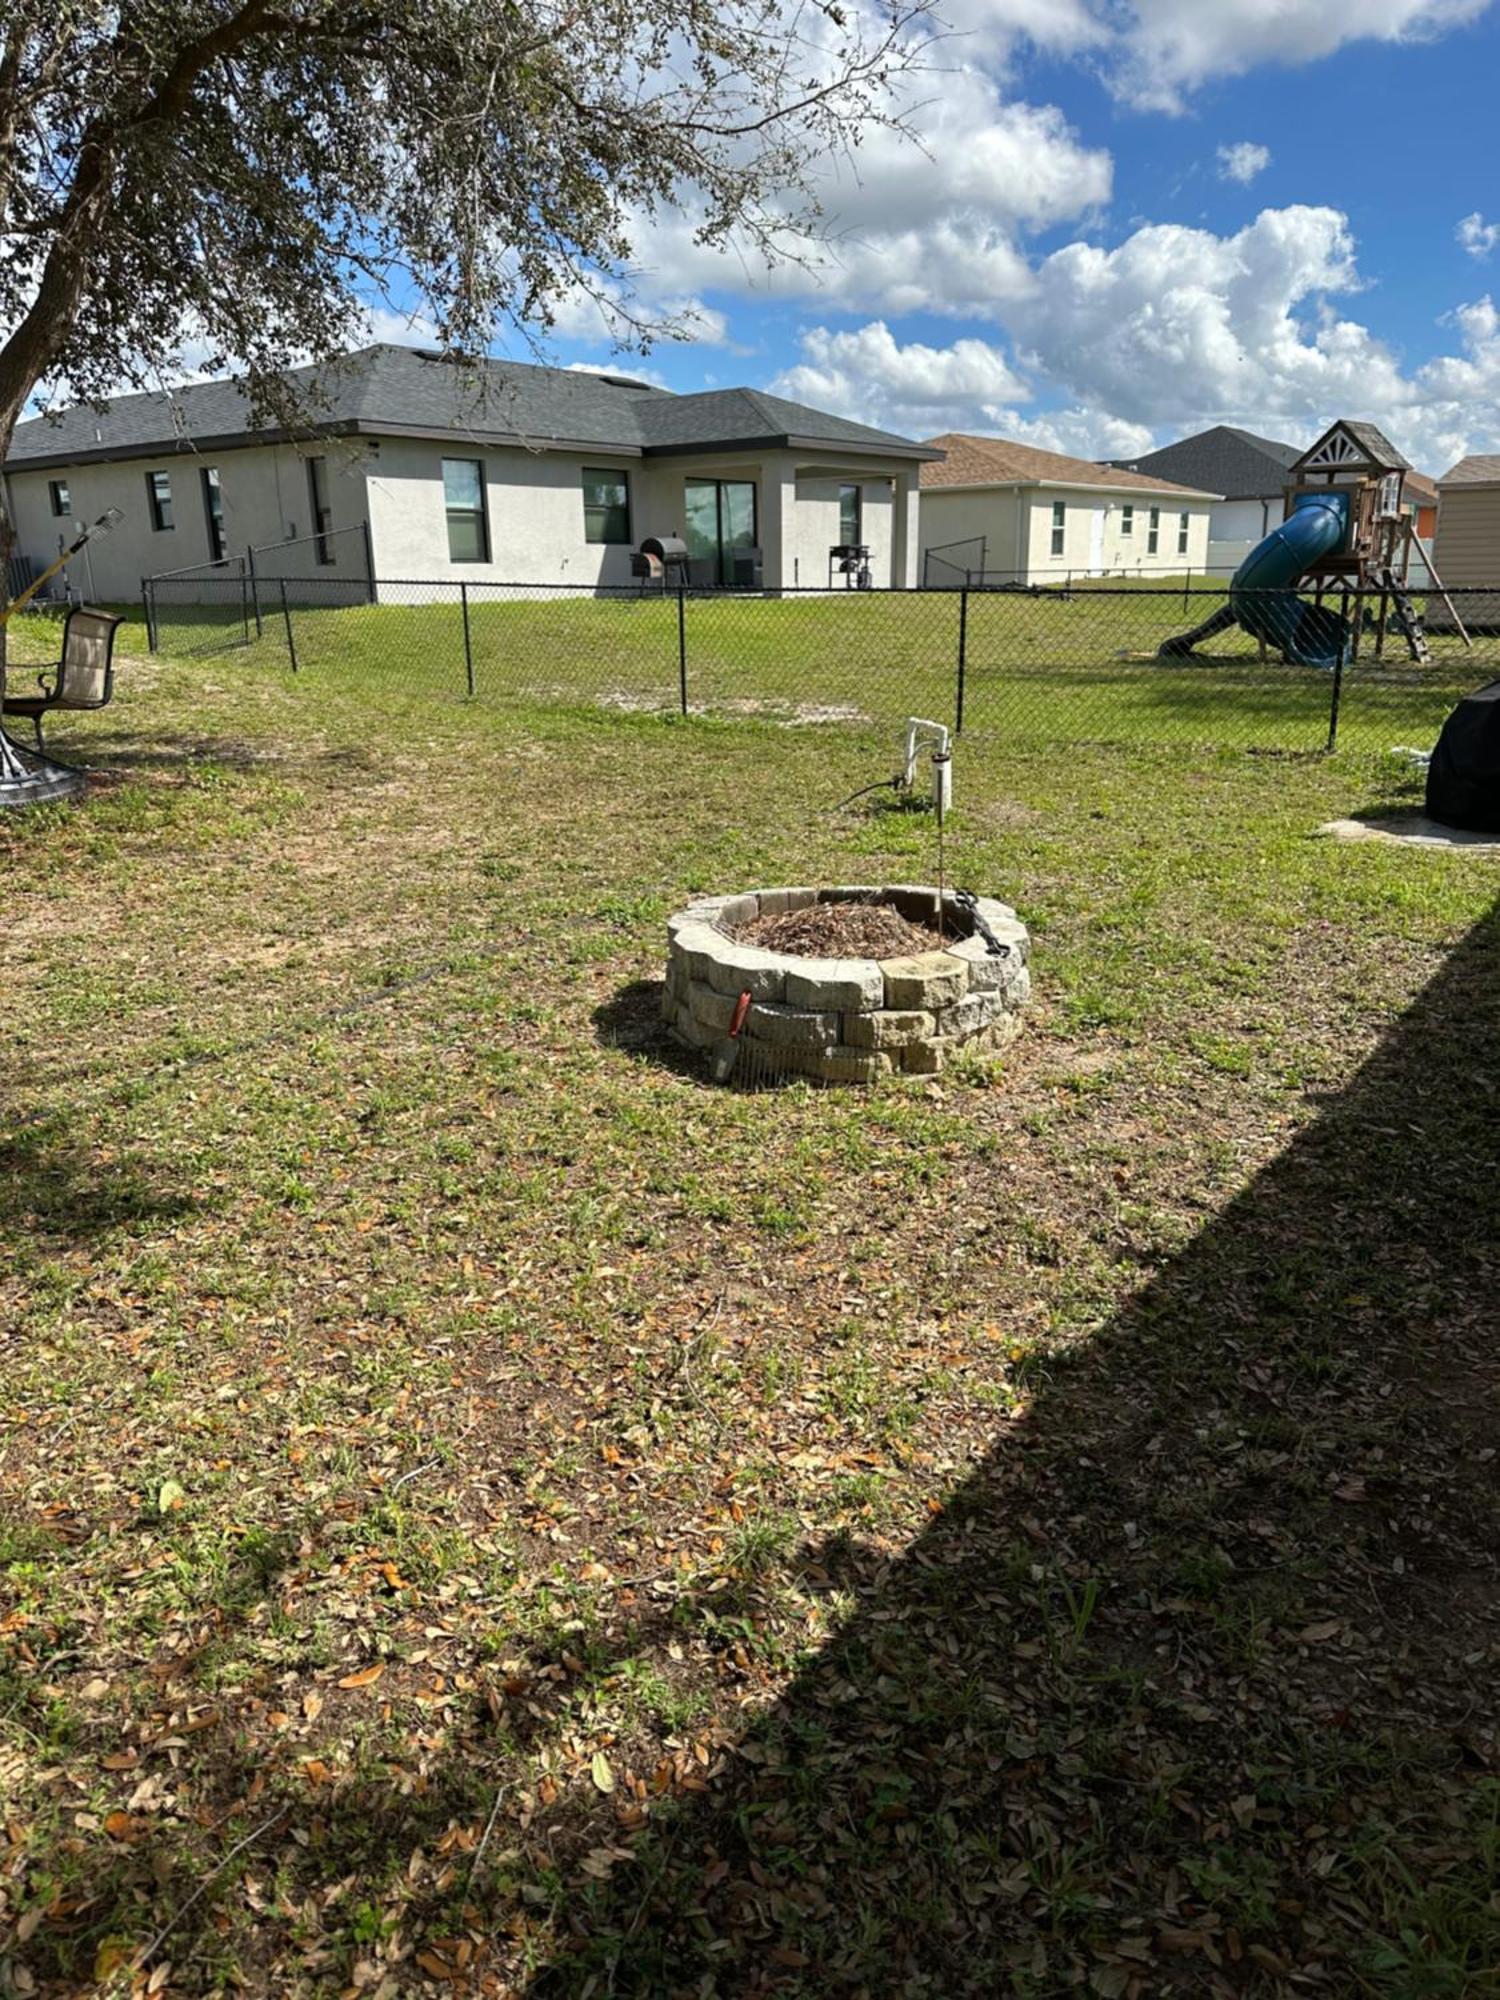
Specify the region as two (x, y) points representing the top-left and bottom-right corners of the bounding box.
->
(593, 979), (712, 1086)
(533, 901), (1500, 1994)
(14, 913), (1499, 1996)
(0, 1112), (198, 1247)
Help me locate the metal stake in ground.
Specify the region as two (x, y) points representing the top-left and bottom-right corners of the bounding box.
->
(934, 748), (951, 936)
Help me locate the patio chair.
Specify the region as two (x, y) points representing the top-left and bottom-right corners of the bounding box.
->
(2, 605), (123, 750)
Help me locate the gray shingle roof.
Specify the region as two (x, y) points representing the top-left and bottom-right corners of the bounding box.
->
(1106, 425), (1302, 501)
(7, 344), (937, 470)
(1336, 421), (1410, 471)
(1440, 454), (1500, 487)
(1291, 419), (1410, 474)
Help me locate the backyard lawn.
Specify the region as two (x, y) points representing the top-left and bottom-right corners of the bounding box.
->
(2, 635), (1497, 1996)
(138, 580), (1491, 757)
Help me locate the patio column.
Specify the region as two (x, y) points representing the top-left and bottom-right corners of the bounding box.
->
(758, 458), (796, 594)
(892, 464), (920, 588)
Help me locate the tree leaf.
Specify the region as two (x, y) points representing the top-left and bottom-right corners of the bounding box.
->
(590, 1751), (615, 1793)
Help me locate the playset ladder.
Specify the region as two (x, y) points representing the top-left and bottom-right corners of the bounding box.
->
(1380, 570), (1431, 664)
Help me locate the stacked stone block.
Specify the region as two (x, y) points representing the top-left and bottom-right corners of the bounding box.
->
(663, 886), (1030, 1083)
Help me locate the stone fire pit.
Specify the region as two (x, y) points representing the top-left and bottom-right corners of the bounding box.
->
(664, 885), (1031, 1083)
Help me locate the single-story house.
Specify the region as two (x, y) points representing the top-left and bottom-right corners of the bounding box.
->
(1105, 425), (1300, 573)
(918, 433), (1217, 585)
(1431, 454), (1500, 627)
(2, 344), (939, 601)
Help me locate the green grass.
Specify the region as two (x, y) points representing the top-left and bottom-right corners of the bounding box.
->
(137, 579), (1494, 756)
(0, 639), (1496, 1995)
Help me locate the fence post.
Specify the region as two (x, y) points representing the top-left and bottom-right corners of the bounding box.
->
(1327, 646), (1345, 755)
(142, 578), (157, 652)
(677, 582), (688, 716)
(279, 579), (298, 671)
(460, 582), (475, 697)
(362, 519), (376, 606)
(955, 585), (968, 734)
(248, 545), (263, 638)
(239, 556), (250, 645)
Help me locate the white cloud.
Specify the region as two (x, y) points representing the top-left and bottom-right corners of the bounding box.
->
(1458, 213), (1500, 259)
(766, 208), (1500, 475)
(1217, 142), (1270, 185)
(543, 273), (729, 348)
(360, 302), (438, 347)
(1102, 0), (1493, 112)
(768, 321), (1151, 458)
(769, 321), (1030, 432)
(627, 84), (1110, 319)
(1005, 206), (1373, 429)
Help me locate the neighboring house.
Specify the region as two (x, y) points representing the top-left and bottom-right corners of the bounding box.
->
(918, 433), (1216, 585)
(1105, 425), (1302, 572)
(1432, 455), (1500, 625)
(1404, 469), (1439, 541)
(2, 345), (938, 600)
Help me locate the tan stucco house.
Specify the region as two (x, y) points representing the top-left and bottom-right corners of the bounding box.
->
(918, 433), (1218, 585)
(3, 345), (939, 601)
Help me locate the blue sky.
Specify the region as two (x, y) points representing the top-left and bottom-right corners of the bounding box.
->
(515, 0), (1500, 474)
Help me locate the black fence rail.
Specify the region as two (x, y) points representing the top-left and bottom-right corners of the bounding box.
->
(142, 573), (1500, 755)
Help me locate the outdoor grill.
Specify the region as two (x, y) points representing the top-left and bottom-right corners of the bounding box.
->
(829, 542), (873, 589)
(632, 534), (691, 589)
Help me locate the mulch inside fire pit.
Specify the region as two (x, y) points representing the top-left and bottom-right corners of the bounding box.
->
(727, 900), (947, 960)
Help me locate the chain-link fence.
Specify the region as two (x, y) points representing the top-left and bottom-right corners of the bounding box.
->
(142, 572), (1500, 755)
(141, 525), (373, 654)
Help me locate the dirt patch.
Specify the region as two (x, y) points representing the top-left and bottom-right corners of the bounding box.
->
(729, 899), (946, 960)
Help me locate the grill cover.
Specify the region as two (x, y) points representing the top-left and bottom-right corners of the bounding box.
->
(1426, 678), (1500, 832)
(640, 535), (688, 565)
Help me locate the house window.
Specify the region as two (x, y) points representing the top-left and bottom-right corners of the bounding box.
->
(48, 479), (71, 518)
(307, 456), (335, 564)
(1147, 506), (1160, 555)
(442, 458), (489, 563)
(146, 470), (174, 531)
(582, 468), (631, 545)
(838, 483), (861, 546)
(201, 466), (226, 563)
(1121, 503), (1134, 537)
(1177, 511), (1190, 556)
(1050, 500), (1066, 557)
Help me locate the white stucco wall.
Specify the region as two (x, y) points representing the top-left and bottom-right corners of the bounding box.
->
(365, 439), (916, 594)
(1024, 489), (1214, 579)
(7, 430), (926, 603)
(5, 438), (371, 602)
(917, 488), (1022, 580)
(919, 485), (1212, 584)
(1206, 495), (1285, 574)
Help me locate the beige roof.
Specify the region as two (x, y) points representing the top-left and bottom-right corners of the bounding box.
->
(920, 431), (1216, 498)
(1438, 454), (1500, 488)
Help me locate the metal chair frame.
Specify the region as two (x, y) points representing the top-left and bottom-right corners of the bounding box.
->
(2, 605), (123, 750)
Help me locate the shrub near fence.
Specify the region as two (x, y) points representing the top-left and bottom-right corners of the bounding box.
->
(141, 573), (1500, 755)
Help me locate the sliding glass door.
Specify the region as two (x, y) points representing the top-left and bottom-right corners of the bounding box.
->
(684, 478), (757, 585)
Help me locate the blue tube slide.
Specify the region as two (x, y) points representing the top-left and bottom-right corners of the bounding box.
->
(1229, 490), (1352, 669)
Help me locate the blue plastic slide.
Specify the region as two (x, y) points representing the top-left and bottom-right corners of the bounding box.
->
(1159, 490), (1352, 667)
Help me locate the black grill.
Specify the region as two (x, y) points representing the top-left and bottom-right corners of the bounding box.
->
(633, 534), (691, 588)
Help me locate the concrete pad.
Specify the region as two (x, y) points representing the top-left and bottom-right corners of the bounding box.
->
(1317, 815), (1500, 853)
